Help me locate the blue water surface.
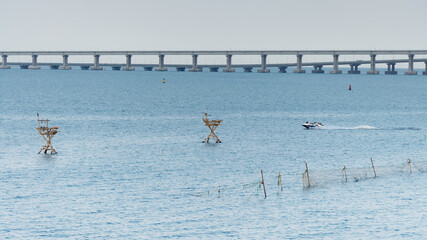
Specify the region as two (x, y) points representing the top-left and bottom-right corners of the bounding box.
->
(0, 69), (426, 239)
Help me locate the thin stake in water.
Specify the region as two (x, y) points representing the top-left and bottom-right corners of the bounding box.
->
(261, 170), (267, 198)
(408, 158), (412, 174)
(305, 161), (311, 187)
(278, 172), (283, 191)
(370, 157), (377, 178)
(343, 166), (348, 182)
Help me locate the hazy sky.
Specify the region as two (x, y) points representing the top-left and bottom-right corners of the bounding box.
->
(1, 0), (427, 51)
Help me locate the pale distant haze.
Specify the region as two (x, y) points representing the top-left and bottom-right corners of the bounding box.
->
(1, 0), (427, 51)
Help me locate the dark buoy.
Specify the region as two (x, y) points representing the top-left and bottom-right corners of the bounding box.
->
(349, 84), (351, 91)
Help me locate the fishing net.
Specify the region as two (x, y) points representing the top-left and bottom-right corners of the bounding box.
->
(194, 159), (426, 197)
(302, 159), (426, 188)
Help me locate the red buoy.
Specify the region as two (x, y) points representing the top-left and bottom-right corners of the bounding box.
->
(349, 84), (351, 91)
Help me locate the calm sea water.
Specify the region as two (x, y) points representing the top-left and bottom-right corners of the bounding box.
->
(0, 68), (426, 239)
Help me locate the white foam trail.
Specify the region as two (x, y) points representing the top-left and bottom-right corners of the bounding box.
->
(316, 125), (377, 130)
(308, 125), (421, 130)
(353, 125), (377, 130)
(321, 126), (353, 130)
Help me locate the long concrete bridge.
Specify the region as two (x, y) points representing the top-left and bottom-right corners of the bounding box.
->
(1, 50), (427, 75)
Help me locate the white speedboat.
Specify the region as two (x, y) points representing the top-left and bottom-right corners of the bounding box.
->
(302, 122), (324, 129)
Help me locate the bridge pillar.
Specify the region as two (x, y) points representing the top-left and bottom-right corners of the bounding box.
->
(223, 54), (235, 72)
(312, 65), (324, 74)
(278, 66), (287, 73)
(123, 54), (135, 71)
(405, 54), (417, 75)
(293, 54), (305, 73)
(59, 55), (71, 70)
(90, 55), (103, 70)
(189, 54), (202, 72)
(155, 54), (167, 71)
(385, 63), (397, 75)
(423, 62), (427, 75)
(29, 55), (40, 69)
(366, 54), (379, 74)
(210, 67), (219, 72)
(330, 54), (342, 74)
(258, 54), (270, 73)
(0, 55), (11, 69)
(348, 64), (361, 74)
(244, 67), (253, 72)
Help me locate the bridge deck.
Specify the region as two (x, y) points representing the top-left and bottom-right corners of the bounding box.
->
(2, 50), (427, 56)
(4, 58), (427, 68)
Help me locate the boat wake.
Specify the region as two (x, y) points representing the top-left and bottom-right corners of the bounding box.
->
(384, 127), (422, 131)
(318, 125), (421, 131)
(354, 125), (378, 130)
(320, 125), (377, 130)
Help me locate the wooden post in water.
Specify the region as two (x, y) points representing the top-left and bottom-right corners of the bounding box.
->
(278, 172), (283, 191)
(305, 161), (311, 187)
(343, 166), (347, 182)
(261, 170), (267, 198)
(370, 158), (377, 178)
(408, 158), (412, 174)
